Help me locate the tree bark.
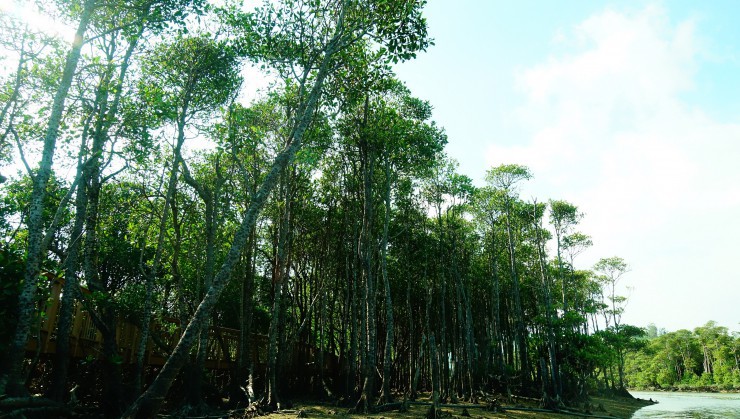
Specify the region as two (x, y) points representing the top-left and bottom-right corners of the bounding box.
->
(355, 95), (377, 412)
(265, 172), (291, 410)
(503, 196), (530, 388)
(379, 155), (394, 403)
(532, 202), (561, 402)
(0, 0), (95, 396)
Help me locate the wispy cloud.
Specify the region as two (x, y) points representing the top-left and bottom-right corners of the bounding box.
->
(485, 5), (740, 330)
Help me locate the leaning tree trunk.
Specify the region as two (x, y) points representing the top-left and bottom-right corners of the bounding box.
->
(0, 0), (95, 396)
(121, 25), (344, 418)
(49, 13), (143, 400)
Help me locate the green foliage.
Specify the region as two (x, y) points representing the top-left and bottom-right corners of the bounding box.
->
(624, 321), (740, 390)
(139, 35), (242, 122)
(485, 163), (532, 192)
(0, 173), (70, 246)
(234, 0), (431, 69)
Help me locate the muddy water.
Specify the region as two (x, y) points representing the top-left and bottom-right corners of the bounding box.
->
(630, 390), (740, 418)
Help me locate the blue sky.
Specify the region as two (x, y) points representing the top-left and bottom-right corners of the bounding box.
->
(395, 0), (740, 332)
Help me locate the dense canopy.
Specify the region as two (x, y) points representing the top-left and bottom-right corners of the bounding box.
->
(0, 1), (737, 418)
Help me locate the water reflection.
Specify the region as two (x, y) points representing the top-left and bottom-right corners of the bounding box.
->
(630, 391), (740, 418)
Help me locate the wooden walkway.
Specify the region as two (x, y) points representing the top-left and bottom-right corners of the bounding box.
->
(25, 278), (271, 371)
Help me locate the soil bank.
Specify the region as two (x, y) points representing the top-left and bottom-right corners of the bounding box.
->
(227, 395), (655, 419)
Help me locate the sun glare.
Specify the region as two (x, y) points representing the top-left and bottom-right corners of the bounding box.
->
(1, 1), (71, 40)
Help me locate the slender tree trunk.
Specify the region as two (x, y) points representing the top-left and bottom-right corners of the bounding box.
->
(84, 74), (125, 412)
(0, 0), (95, 396)
(438, 230), (449, 402)
(82, 30), (140, 409)
(462, 278), (476, 400)
(234, 232), (255, 404)
(532, 203), (561, 403)
(555, 232), (568, 312)
(407, 271), (416, 399)
(503, 196), (529, 388)
(265, 173), (291, 410)
(487, 228), (506, 388)
(47, 119), (92, 401)
(426, 286), (440, 412)
(134, 139), (183, 397)
(355, 100), (377, 411)
(179, 148), (222, 408)
(347, 228), (359, 398)
(379, 160), (394, 403)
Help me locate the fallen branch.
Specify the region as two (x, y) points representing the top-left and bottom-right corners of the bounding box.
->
(373, 402), (406, 413)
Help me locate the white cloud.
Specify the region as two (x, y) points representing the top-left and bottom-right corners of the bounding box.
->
(485, 5), (740, 331)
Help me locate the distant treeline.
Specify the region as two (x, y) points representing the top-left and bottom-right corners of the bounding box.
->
(624, 321), (740, 391)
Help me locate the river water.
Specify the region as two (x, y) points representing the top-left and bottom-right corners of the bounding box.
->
(630, 390), (740, 418)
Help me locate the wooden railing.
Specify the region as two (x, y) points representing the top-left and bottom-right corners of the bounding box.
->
(26, 279), (339, 375)
(25, 279), (262, 370)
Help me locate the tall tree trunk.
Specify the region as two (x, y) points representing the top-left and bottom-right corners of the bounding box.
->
(426, 284), (440, 412)
(47, 118), (92, 401)
(462, 278), (476, 400)
(134, 137), (184, 397)
(487, 228), (506, 390)
(234, 232), (256, 404)
(347, 226), (359, 398)
(435, 209), (450, 402)
(532, 203), (561, 403)
(265, 173), (291, 410)
(406, 269), (416, 400)
(83, 22), (146, 404)
(379, 160), (394, 403)
(178, 144), (222, 408)
(48, 185), (86, 401)
(503, 196), (530, 388)
(355, 98), (377, 412)
(0, 0), (95, 396)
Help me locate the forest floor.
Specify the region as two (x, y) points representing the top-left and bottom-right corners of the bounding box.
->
(218, 394), (655, 419)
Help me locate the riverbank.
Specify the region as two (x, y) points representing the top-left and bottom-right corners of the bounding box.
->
(628, 386), (740, 393)
(222, 395), (655, 419)
(630, 390), (740, 417)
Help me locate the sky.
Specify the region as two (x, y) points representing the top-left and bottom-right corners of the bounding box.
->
(395, 0), (740, 333)
(2, 1), (738, 333)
